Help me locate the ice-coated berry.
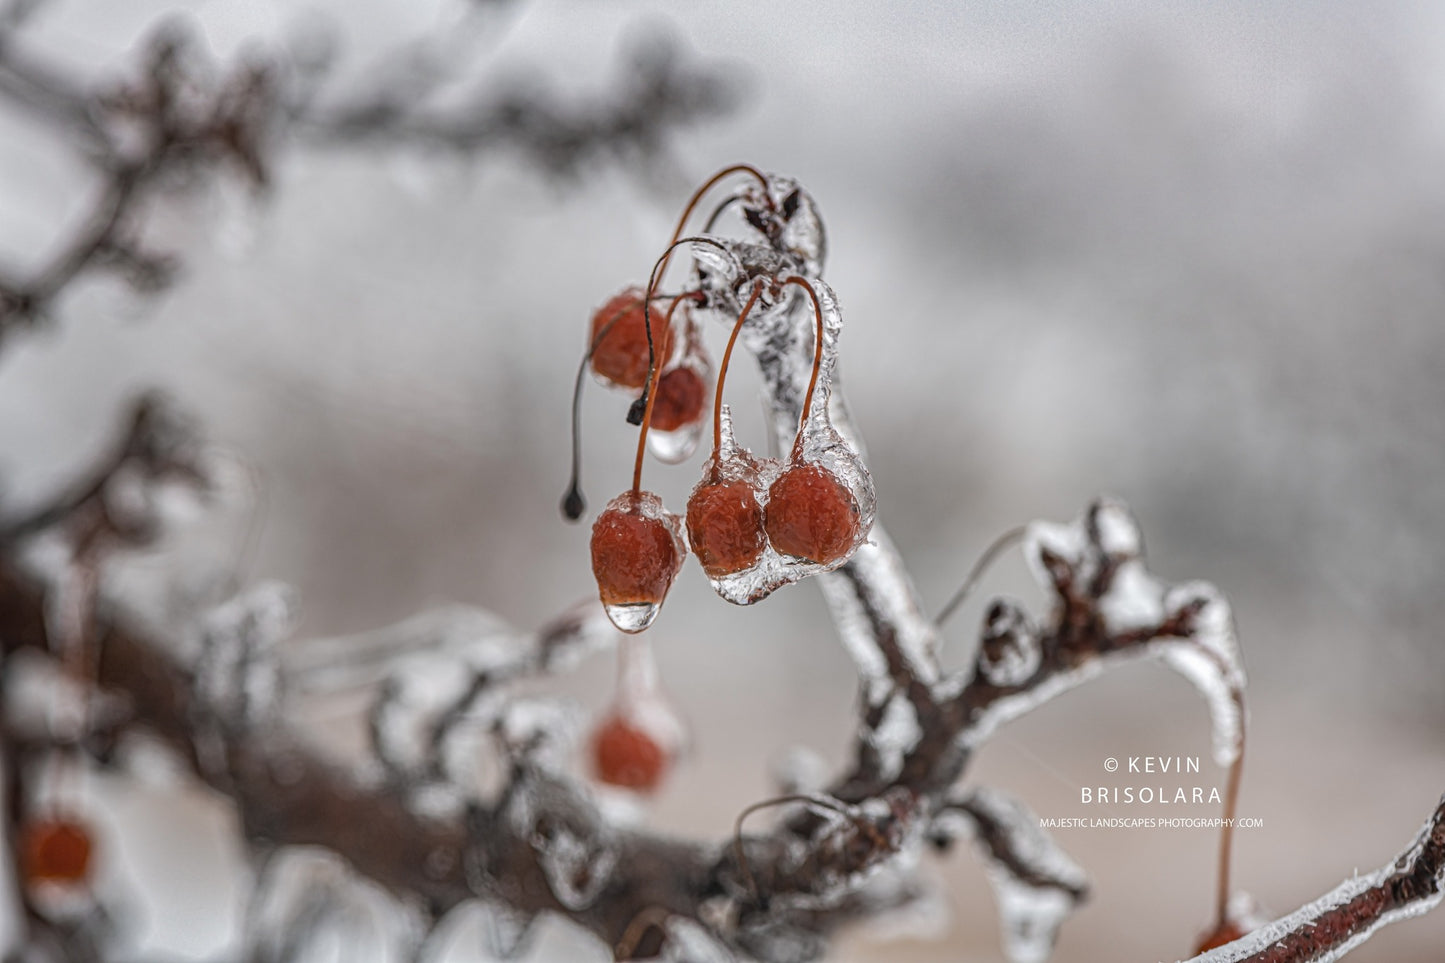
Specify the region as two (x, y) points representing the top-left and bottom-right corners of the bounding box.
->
(591, 714), (669, 791)
(590, 491), (684, 632)
(589, 289), (674, 390)
(22, 818), (92, 886)
(686, 477), (766, 577)
(763, 462), (860, 565)
(649, 366), (707, 433)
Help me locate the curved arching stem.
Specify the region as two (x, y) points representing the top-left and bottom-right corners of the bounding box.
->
(779, 276), (826, 458)
(631, 236), (742, 496)
(710, 279), (766, 464)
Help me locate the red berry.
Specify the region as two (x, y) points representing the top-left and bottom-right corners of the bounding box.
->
(591, 713), (669, 791)
(649, 366), (708, 433)
(763, 462), (860, 565)
(22, 818), (92, 886)
(590, 289), (674, 390)
(686, 477), (766, 577)
(1195, 920), (1247, 954)
(591, 491), (684, 631)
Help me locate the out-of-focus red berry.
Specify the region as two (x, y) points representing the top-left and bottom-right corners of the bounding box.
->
(591, 714), (669, 791)
(1194, 920), (1246, 954)
(764, 462), (859, 565)
(649, 366), (708, 433)
(590, 289), (675, 390)
(686, 477), (766, 577)
(22, 818), (92, 886)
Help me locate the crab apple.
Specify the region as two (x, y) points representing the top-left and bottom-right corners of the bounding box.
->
(590, 490), (685, 633)
(686, 476), (766, 577)
(763, 462), (860, 565)
(589, 288), (674, 390)
(22, 817), (93, 887)
(591, 713), (671, 792)
(649, 365), (708, 434)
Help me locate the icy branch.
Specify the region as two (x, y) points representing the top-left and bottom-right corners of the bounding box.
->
(0, 9), (734, 344)
(1181, 795), (1445, 963)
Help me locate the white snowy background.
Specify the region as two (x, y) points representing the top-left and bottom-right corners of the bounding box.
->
(1, 0), (1443, 960)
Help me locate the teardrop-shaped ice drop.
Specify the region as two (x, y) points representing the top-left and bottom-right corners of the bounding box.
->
(648, 422), (703, 464)
(604, 601), (662, 634)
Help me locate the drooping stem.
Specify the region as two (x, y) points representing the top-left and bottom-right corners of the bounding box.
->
(935, 526), (1028, 627)
(562, 302), (631, 520)
(631, 236), (741, 496)
(659, 164), (768, 273)
(780, 276), (826, 458)
(1214, 695), (1246, 931)
(563, 291), (697, 520)
(710, 279), (765, 463)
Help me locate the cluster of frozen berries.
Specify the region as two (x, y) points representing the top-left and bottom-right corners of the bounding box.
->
(566, 165), (876, 638)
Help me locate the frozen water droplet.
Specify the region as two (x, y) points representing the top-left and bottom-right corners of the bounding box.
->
(648, 421), (703, 464)
(604, 601), (660, 634)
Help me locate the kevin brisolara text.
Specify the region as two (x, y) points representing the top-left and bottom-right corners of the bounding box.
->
(1082, 786), (1223, 804)
(1038, 817), (1260, 829)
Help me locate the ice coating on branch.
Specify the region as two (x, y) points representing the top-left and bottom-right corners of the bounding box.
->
(1161, 582), (1247, 768)
(535, 821), (618, 911)
(495, 698), (581, 774)
(1013, 498), (1246, 768)
(286, 604), (520, 693)
(195, 580), (296, 724)
(1182, 797), (1445, 963)
(979, 598), (1041, 687)
(959, 788), (1087, 963)
(245, 849), (400, 963)
(992, 878), (1074, 963)
(866, 691), (923, 780)
(661, 917), (733, 963)
(474, 900), (537, 960)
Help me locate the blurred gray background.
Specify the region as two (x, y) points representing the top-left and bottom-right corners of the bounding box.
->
(1, 0), (1443, 960)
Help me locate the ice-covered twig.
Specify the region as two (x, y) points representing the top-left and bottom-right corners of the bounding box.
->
(932, 787), (1087, 963)
(0, 10), (735, 345)
(0, 392), (210, 552)
(953, 497), (1247, 771)
(1182, 794), (1445, 963)
(296, 38), (737, 181)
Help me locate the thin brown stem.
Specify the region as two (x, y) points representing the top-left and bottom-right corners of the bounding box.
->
(936, 526), (1029, 627)
(710, 279), (765, 463)
(1215, 693), (1246, 931)
(630, 236), (738, 496)
(613, 906), (673, 961)
(658, 164), (768, 275)
(630, 291), (693, 495)
(780, 276), (826, 458)
(732, 793), (853, 905)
